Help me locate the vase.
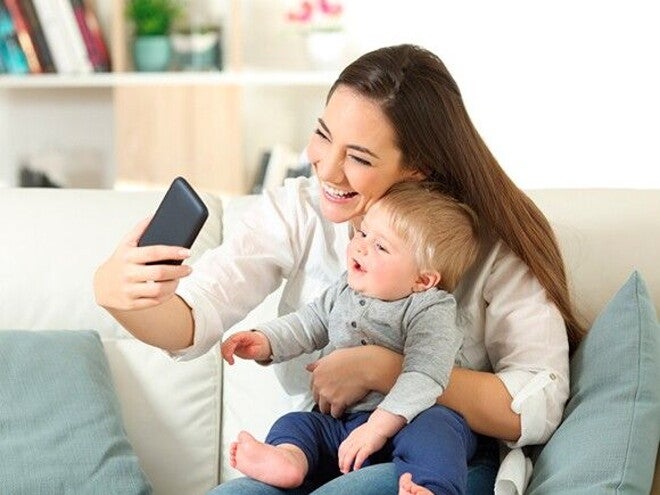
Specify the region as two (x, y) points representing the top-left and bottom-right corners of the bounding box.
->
(171, 30), (221, 71)
(305, 31), (346, 70)
(133, 35), (172, 72)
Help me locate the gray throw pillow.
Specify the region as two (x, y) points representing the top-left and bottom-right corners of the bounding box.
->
(0, 330), (151, 494)
(527, 272), (660, 494)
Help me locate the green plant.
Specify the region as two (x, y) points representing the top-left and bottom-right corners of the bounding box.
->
(125, 0), (182, 36)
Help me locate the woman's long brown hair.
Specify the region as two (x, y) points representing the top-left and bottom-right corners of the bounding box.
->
(330, 44), (585, 351)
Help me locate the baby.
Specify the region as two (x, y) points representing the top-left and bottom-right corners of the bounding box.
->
(222, 181), (481, 495)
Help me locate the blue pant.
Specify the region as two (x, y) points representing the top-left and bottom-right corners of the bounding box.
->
(212, 405), (489, 495)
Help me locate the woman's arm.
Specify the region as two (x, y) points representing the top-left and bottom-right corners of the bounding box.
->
(437, 368), (520, 441)
(309, 345), (521, 441)
(102, 295), (194, 352)
(95, 182), (307, 357)
(93, 217), (195, 352)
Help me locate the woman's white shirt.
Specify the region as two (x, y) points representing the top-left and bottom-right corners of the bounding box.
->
(174, 177), (569, 495)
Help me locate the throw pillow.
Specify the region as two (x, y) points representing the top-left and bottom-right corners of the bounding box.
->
(0, 330), (151, 494)
(527, 271), (660, 494)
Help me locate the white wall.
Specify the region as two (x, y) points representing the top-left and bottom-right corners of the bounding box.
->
(242, 0), (660, 188)
(340, 0), (660, 188)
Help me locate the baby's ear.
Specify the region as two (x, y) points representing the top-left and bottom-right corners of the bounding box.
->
(412, 270), (441, 292)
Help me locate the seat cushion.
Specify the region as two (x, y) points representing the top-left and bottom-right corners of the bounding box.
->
(104, 338), (222, 495)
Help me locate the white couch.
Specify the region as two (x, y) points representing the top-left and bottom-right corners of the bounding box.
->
(0, 186), (658, 494)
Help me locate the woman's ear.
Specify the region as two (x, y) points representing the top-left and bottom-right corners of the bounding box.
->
(406, 169), (426, 181)
(412, 270), (441, 292)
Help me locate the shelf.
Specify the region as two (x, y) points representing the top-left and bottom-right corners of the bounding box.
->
(0, 70), (339, 89)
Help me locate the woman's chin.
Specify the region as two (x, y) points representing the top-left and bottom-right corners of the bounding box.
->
(320, 198), (359, 223)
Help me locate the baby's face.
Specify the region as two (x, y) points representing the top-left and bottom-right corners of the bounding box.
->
(346, 207), (422, 301)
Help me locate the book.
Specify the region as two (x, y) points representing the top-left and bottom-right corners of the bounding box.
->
(261, 144), (302, 192)
(31, 0), (74, 72)
(79, 0), (110, 71)
(251, 146), (310, 194)
(54, 0), (91, 73)
(32, 0), (91, 73)
(0, 0), (29, 73)
(250, 150), (272, 194)
(3, 0), (40, 72)
(69, 0), (109, 72)
(18, 0), (55, 73)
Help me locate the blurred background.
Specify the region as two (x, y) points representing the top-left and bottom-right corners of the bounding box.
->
(0, 0), (657, 193)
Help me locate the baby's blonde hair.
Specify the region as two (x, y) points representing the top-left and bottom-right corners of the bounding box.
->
(372, 182), (480, 291)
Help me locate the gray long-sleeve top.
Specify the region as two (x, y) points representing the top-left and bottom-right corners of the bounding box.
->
(256, 272), (462, 422)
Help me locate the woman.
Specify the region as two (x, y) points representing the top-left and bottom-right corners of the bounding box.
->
(94, 44), (582, 494)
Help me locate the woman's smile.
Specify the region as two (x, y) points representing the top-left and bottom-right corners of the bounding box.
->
(321, 182), (358, 202)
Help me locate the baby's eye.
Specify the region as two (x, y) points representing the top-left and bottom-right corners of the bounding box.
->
(375, 243), (388, 253)
(356, 229), (366, 238)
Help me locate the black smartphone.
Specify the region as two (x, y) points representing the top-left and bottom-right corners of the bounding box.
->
(137, 176), (209, 265)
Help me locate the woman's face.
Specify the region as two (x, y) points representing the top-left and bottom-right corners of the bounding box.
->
(307, 85), (421, 223)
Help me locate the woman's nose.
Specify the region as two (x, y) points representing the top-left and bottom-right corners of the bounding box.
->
(316, 150), (344, 183)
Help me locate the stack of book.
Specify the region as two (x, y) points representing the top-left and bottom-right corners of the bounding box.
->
(0, 0), (110, 75)
(251, 144), (311, 194)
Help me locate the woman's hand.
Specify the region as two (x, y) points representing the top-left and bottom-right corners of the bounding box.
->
(93, 217), (192, 311)
(306, 346), (403, 418)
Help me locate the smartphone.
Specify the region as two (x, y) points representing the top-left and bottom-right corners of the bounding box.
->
(137, 176), (209, 265)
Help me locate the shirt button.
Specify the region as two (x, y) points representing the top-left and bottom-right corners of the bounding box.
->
(351, 321), (357, 328)
(360, 339), (368, 345)
(549, 373), (557, 380)
(359, 300), (366, 306)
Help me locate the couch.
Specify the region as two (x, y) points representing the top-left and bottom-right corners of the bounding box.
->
(0, 186), (658, 494)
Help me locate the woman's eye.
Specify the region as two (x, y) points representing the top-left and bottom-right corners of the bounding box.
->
(349, 155), (372, 166)
(314, 128), (329, 141)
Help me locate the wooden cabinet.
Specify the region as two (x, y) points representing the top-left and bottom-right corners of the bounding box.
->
(114, 83), (244, 192)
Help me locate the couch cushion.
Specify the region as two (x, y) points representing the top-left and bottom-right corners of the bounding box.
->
(527, 271), (660, 494)
(0, 330), (151, 494)
(104, 338), (222, 495)
(527, 189), (660, 327)
(0, 188), (222, 336)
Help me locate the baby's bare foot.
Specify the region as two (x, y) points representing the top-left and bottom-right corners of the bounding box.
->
(232, 431), (308, 488)
(399, 472), (434, 495)
(229, 441), (238, 468)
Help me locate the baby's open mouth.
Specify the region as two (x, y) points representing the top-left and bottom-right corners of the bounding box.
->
(352, 259), (365, 272)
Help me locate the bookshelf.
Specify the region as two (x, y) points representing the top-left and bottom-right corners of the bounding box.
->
(0, 71), (338, 88)
(0, 0), (338, 193)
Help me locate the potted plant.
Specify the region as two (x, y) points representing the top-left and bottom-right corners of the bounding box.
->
(125, 0), (182, 71)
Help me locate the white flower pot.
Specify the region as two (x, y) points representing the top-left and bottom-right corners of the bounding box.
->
(305, 31), (346, 70)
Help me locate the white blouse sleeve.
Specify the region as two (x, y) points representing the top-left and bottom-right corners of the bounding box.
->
(482, 244), (570, 448)
(171, 184), (305, 360)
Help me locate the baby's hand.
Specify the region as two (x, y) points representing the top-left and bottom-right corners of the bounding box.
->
(220, 331), (271, 364)
(337, 422), (388, 474)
